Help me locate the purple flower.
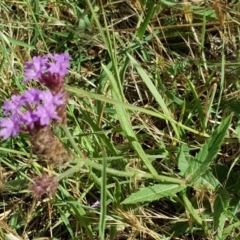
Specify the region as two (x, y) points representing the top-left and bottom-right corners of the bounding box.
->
(22, 88), (41, 104)
(23, 56), (48, 82)
(52, 53), (70, 66)
(23, 53), (70, 83)
(34, 104), (59, 125)
(39, 91), (64, 106)
(0, 88), (64, 139)
(2, 95), (22, 116)
(21, 111), (38, 129)
(48, 53), (70, 77)
(0, 117), (20, 140)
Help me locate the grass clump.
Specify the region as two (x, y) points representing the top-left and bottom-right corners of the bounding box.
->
(1, 0), (240, 239)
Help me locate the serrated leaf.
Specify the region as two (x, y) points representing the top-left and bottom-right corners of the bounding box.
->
(122, 183), (186, 204)
(222, 221), (240, 239)
(170, 221), (191, 237)
(214, 188), (230, 230)
(194, 172), (220, 191)
(186, 115), (232, 183)
(215, 213), (227, 240)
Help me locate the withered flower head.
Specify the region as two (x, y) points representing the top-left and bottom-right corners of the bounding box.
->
(29, 174), (58, 199)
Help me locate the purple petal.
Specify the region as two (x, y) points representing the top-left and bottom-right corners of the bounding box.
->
(22, 88), (41, 104)
(21, 111), (38, 128)
(39, 90), (54, 105)
(34, 105), (58, 125)
(0, 117), (20, 139)
(23, 56), (48, 82)
(2, 95), (23, 115)
(47, 53), (70, 77)
(52, 53), (70, 68)
(91, 200), (100, 208)
(39, 90), (64, 106)
(52, 93), (64, 105)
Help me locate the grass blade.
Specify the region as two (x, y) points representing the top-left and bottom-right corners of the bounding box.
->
(101, 64), (158, 175)
(127, 53), (180, 139)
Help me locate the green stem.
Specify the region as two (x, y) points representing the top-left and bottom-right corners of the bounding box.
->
(58, 157), (185, 185)
(61, 125), (113, 199)
(99, 153), (107, 240)
(66, 86), (210, 138)
(182, 191), (207, 232)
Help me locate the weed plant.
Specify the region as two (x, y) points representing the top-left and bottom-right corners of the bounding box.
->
(1, 0), (240, 239)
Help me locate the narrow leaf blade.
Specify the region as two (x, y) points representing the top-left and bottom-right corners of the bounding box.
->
(122, 183), (186, 204)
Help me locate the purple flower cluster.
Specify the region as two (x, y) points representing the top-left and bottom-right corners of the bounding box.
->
(0, 53), (70, 140)
(0, 89), (63, 140)
(24, 53), (70, 82)
(0, 53), (71, 200)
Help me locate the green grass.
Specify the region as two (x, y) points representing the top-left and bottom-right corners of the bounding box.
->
(1, 0), (240, 239)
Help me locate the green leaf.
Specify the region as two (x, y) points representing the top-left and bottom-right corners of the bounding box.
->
(227, 101), (240, 115)
(99, 155), (107, 240)
(122, 183), (186, 204)
(186, 115), (232, 183)
(222, 221), (240, 239)
(68, 202), (94, 240)
(66, 85), (210, 137)
(57, 208), (74, 238)
(182, 192), (204, 227)
(113, 177), (122, 204)
(157, 75), (184, 106)
(102, 64), (157, 175)
(214, 188), (230, 230)
(160, 0), (179, 6)
(213, 164), (238, 189)
(0, 32), (35, 49)
(177, 144), (190, 176)
(215, 213), (227, 240)
(137, 4), (156, 39)
(170, 221), (192, 237)
(4, 179), (28, 191)
(235, 119), (240, 142)
(194, 172), (220, 191)
(187, 79), (205, 131)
